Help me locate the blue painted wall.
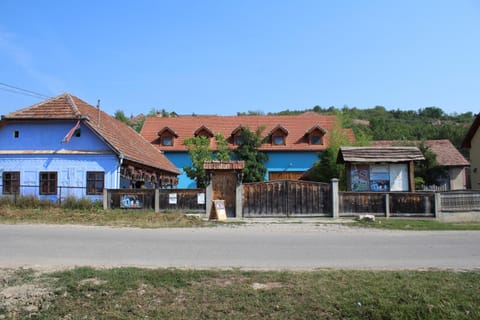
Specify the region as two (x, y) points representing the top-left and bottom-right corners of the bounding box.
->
(0, 121), (110, 151)
(0, 121), (120, 201)
(164, 150), (321, 188)
(164, 152), (198, 188)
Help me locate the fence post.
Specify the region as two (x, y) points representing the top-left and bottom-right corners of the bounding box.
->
(385, 193), (390, 219)
(236, 181), (243, 218)
(434, 192), (442, 220)
(206, 179), (213, 218)
(103, 188), (108, 210)
(331, 178), (339, 219)
(155, 188), (160, 213)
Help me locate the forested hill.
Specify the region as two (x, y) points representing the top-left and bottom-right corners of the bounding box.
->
(267, 106), (474, 150)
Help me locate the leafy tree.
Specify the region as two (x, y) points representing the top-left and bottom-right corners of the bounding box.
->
(306, 118), (352, 189)
(233, 127), (268, 183)
(183, 136), (212, 188)
(306, 114), (369, 190)
(183, 134), (232, 188)
(414, 142), (448, 187)
(214, 133), (231, 161)
(114, 110), (129, 124)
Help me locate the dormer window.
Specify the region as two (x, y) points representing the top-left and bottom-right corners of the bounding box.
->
(273, 135), (285, 145)
(194, 125), (214, 139)
(269, 125), (288, 146)
(306, 125), (326, 145)
(231, 125), (245, 146)
(235, 135), (243, 146)
(161, 135), (173, 146)
(157, 127), (178, 147)
(310, 134), (322, 145)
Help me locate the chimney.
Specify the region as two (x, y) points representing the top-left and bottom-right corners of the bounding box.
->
(97, 99), (101, 127)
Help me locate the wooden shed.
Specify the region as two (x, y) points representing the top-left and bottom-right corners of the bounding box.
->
(337, 147), (425, 192)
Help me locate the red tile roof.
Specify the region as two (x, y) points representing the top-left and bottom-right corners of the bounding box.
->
(3, 93), (180, 174)
(371, 140), (469, 167)
(141, 113), (355, 152)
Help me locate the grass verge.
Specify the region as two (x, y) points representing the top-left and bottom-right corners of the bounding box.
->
(347, 218), (480, 230)
(1, 267), (479, 319)
(0, 207), (209, 228)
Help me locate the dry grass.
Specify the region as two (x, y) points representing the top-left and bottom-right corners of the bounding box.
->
(0, 207), (209, 228)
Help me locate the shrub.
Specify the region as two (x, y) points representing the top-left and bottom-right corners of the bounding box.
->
(61, 196), (98, 211)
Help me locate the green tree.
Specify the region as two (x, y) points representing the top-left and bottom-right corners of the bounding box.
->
(414, 142), (448, 188)
(307, 116), (365, 190)
(183, 136), (213, 188)
(233, 127), (268, 183)
(214, 133), (231, 161)
(183, 134), (232, 188)
(114, 110), (129, 124)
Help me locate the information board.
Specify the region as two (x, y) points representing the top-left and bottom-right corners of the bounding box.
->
(210, 200), (227, 221)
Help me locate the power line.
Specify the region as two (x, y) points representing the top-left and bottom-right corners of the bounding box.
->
(0, 82), (51, 99)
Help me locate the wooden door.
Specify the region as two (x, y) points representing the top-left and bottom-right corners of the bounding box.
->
(212, 171), (237, 217)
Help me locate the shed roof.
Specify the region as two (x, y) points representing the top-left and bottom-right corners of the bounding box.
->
(337, 146), (425, 164)
(371, 140), (469, 167)
(2, 93), (180, 174)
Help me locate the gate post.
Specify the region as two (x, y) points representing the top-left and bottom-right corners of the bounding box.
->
(331, 178), (339, 218)
(434, 192), (442, 220)
(155, 188), (160, 213)
(236, 179), (243, 218)
(205, 172), (213, 218)
(103, 188), (109, 210)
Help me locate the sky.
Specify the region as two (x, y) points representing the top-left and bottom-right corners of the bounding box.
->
(1, 0), (479, 117)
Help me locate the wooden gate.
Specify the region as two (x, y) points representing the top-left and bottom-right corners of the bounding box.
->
(212, 171), (237, 217)
(242, 180), (331, 217)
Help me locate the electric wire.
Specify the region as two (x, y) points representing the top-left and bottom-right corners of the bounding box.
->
(0, 82), (51, 99)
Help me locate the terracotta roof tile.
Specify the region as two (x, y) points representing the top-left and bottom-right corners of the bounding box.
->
(141, 113), (355, 152)
(3, 94), (180, 174)
(371, 140), (469, 167)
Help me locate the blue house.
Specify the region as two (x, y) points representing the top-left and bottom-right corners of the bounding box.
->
(141, 112), (354, 188)
(0, 94), (180, 202)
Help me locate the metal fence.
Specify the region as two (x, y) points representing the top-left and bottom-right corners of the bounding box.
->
(440, 190), (480, 212)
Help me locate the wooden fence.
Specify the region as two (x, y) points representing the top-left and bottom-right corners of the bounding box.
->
(105, 188), (206, 212)
(339, 192), (436, 217)
(242, 180), (331, 217)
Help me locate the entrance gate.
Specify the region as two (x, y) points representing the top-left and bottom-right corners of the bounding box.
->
(242, 180), (331, 217)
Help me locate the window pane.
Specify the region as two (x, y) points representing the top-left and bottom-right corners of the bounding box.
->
(162, 136), (172, 146)
(86, 171), (104, 195)
(2, 171), (20, 194)
(311, 135), (322, 145)
(273, 135), (284, 145)
(39, 172), (57, 195)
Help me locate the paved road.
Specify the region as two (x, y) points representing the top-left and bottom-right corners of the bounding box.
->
(1, 223), (479, 270)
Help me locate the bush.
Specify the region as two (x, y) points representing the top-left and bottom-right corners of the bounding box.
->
(0, 195), (102, 211)
(61, 196), (101, 211)
(13, 195), (55, 209)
